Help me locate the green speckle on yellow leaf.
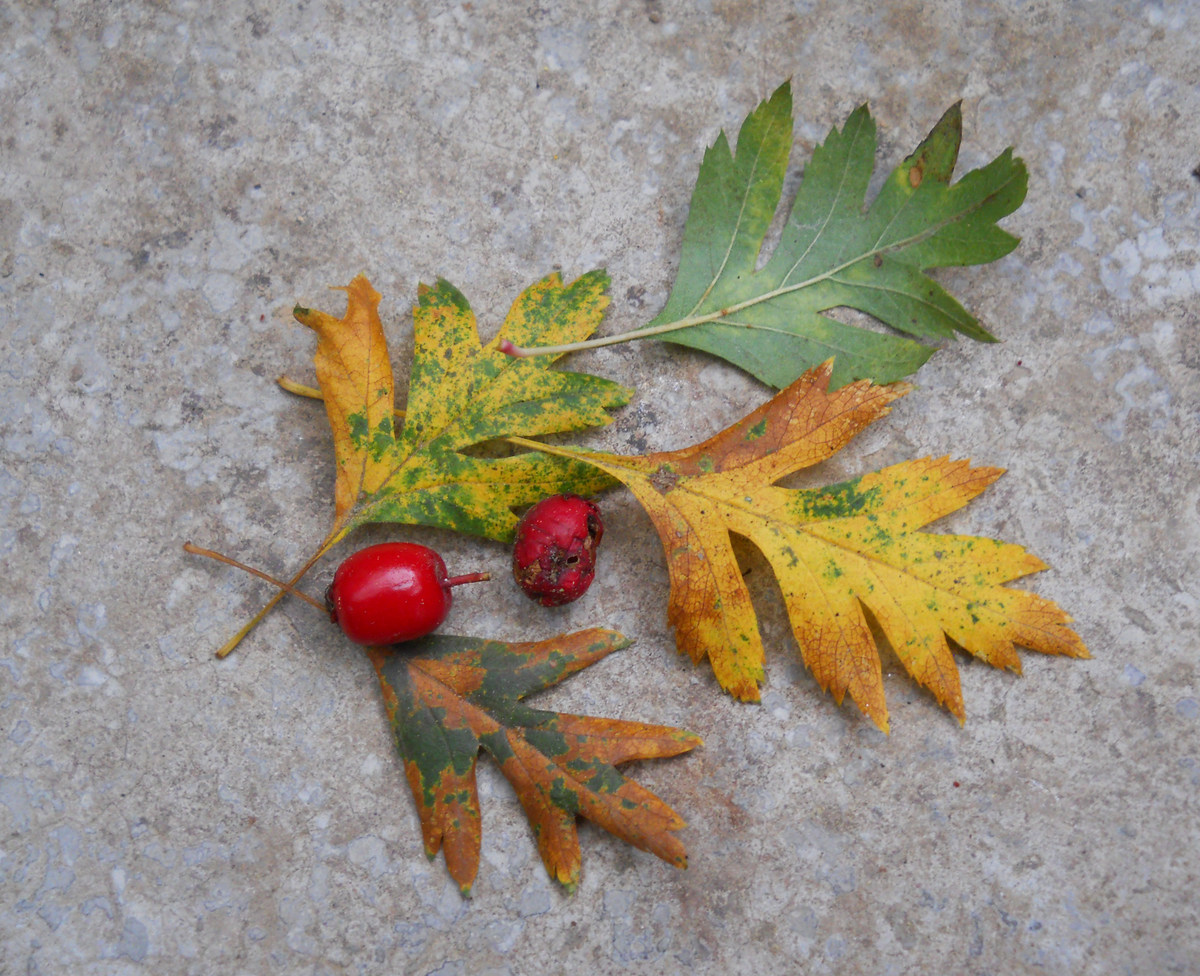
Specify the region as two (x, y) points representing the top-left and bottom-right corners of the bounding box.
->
(793, 477), (882, 521)
(347, 410), (369, 444)
(552, 361), (1087, 730)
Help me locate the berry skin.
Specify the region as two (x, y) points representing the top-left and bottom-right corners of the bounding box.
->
(325, 542), (489, 645)
(512, 494), (603, 607)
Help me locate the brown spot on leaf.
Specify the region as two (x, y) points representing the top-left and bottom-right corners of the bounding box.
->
(649, 464), (680, 494)
(909, 162), (924, 188)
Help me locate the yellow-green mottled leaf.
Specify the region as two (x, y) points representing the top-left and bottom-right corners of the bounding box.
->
(297, 271), (632, 542)
(209, 271), (632, 658)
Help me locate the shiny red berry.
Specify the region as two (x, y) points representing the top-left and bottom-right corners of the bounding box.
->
(325, 542), (489, 645)
(512, 494), (603, 607)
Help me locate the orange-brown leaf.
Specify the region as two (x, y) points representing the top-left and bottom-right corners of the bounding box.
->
(368, 630), (700, 894)
(293, 275), (396, 523)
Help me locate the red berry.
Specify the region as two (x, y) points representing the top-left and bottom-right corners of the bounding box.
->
(325, 542), (489, 645)
(512, 494), (603, 607)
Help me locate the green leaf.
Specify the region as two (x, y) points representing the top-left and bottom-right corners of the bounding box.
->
(368, 629), (701, 894)
(647, 81), (1028, 388)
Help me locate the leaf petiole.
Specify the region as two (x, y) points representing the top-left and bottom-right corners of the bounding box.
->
(497, 249), (881, 360)
(498, 310), (723, 359)
(276, 376), (324, 399)
(277, 375), (406, 419)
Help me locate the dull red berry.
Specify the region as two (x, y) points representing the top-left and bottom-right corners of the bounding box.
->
(325, 542), (489, 645)
(512, 494), (603, 607)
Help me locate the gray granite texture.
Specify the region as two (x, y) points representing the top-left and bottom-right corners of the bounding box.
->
(2, 1), (1198, 973)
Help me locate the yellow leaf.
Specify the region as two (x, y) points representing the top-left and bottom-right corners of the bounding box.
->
(516, 361), (1087, 730)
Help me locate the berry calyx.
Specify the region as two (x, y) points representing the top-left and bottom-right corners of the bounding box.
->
(512, 494), (603, 607)
(325, 542), (489, 645)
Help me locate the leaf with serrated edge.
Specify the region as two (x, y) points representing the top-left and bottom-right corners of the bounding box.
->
(297, 271), (631, 544)
(368, 629), (701, 894)
(647, 82), (1028, 388)
(513, 362), (1087, 731)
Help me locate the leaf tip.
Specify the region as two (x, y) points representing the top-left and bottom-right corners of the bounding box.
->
(341, 272), (381, 302)
(292, 304), (323, 331)
(769, 77), (793, 108)
(727, 680), (763, 704)
(864, 706), (890, 735)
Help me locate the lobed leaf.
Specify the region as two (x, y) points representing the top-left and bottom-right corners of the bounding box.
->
(646, 81), (1028, 388)
(518, 362), (1087, 730)
(368, 629), (701, 893)
(296, 272), (632, 542)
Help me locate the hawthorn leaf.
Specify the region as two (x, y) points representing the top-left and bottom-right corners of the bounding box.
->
(293, 271), (631, 544)
(368, 628), (701, 894)
(513, 362), (1087, 731)
(606, 83), (1025, 389)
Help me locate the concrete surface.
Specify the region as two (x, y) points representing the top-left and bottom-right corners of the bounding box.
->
(2, 1), (1198, 973)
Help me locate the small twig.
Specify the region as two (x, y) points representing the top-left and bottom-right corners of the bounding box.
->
(184, 542), (328, 614)
(446, 572), (491, 587)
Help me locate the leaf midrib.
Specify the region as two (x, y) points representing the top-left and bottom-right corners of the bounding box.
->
(641, 163), (1021, 343)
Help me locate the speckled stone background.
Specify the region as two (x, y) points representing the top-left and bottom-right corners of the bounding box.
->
(3, 1), (1198, 973)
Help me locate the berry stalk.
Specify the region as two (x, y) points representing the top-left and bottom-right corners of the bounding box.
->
(445, 572), (492, 587)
